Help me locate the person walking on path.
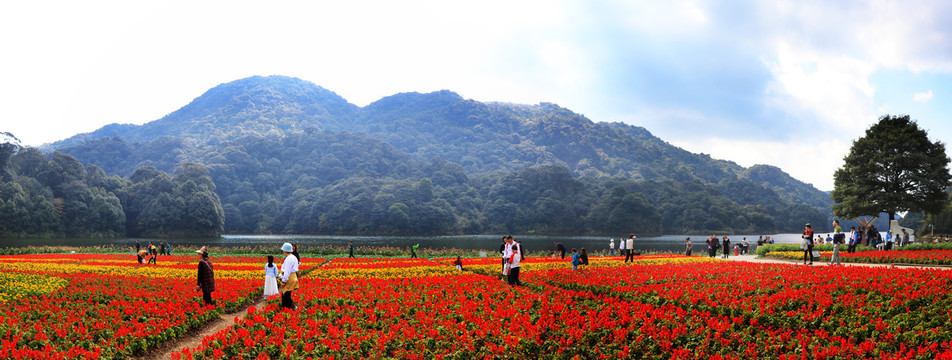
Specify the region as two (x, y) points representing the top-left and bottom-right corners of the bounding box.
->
(571, 249), (581, 270)
(195, 246), (216, 306)
(624, 234), (636, 262)
(554, 242), (567, 259)
(263, 255), (279, 297)
(801, 223), (815, 265)
(830, 220), (844, 266)
(902, 229), (910, 247)
(410, 243), (419, 258)
(279, 242), (300, 310)
(721, 236), (731, 259)
(609, 238), (615, 256)
(685, 238), (692, 256)
(741, 238), (750, 255)
(508, 241), (522, 286)
(348, 241), (355, 258)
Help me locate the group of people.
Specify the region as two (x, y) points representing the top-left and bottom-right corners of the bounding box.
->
(801, 220), (849, 266)
(194, 242), (302, 311)
(134, 240), (173, 265)
(501, 235), (523, 285)
(704, 235), (733, 259)
(607, 234), (640, 262)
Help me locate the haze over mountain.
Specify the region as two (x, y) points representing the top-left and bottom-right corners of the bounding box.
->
(50, 75), (834, 235)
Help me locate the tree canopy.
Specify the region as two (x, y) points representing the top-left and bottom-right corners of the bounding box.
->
(832, 114), (952, 222)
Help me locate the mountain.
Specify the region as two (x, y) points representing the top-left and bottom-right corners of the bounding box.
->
(48, 75), (833, 235)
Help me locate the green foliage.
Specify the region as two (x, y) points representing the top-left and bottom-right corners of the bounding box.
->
(0, 146), (222, 238)
(832, 115), (952, 221)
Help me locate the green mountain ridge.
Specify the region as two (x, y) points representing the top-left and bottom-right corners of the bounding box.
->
(46, 75), (834, 235)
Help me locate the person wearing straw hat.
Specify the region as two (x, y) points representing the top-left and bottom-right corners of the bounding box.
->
(279, 242), (300, 310)
(195, 246), (216, 306)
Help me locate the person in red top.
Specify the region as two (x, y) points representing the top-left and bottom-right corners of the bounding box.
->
(802, 223), (815, 265)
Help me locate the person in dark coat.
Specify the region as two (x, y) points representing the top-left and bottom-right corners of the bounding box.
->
(722, 236), (730, 259)
(195, 246), (216, 306)
(554, 242), (567, 259)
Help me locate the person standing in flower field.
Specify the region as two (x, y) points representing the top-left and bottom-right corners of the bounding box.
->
(571, 248), (581, 270)
(410, 243), (419, 258)
(263, 255), (279, 297)
(579, 248), (589, 266)
(830, 220), (844, 266)
(279, 242), (300, 310)
(195, 246), (215, 306)
(685, 238), (692, 256)
(348, 241), (355, 258)
(624, 234), (636, 262)
(801, 223), (815, 265)
(508, 240), (522, 286)
(609, 238), (615, 256)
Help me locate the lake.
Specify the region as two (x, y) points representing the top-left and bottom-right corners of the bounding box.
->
(0, 233), (814, 253)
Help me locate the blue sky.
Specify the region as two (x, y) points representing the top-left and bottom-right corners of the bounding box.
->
(2, 0), (951, 191)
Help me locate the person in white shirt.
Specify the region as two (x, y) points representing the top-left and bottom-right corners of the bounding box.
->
(624, 234), (636, 262)
(609, 238), (615, 256)
(279, 242), (300, 310)
(507, 236), (522, 286)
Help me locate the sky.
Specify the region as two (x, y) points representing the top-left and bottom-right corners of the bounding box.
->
(2, 1), (952, 191)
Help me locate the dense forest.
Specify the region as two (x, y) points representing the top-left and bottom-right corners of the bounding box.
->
(0, 135), (223, 238)
(22, 75), (845, 237)
(45, 131), (828, 236)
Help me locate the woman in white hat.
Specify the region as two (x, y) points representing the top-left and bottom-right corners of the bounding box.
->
(279, 242), (299, 310)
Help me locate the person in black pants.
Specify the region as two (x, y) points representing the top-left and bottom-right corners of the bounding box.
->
(624, 234), (636, 262)
(554, 242), (567, 259)
(802, 223), (815, 265)
(507, 242), (522, 286)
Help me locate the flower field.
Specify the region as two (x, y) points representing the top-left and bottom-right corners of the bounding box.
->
(0, 253), (316, 359)
(4, 252), (952, 359)
(173, 255), (952, 360)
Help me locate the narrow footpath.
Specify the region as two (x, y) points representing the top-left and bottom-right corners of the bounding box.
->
(726, 253), (952, 270)
(133, 296), (267, 360)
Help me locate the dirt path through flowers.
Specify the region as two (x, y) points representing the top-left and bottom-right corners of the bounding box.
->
(132, 295), (267, 360)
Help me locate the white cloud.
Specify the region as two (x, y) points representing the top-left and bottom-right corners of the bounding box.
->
(914, 90), (934, 103)
(671, 137), (850, 191)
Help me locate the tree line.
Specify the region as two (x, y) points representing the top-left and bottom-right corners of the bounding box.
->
(0, 134), (223, 238)
(57, 131), (825, 236)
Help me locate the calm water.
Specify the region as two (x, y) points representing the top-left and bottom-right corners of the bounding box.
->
(0, 233), (812, 253)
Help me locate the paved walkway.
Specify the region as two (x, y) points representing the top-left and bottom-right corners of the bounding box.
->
(725, 254), (952, 270)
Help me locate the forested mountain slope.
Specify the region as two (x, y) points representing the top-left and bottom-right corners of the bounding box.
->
(47, 75), (833, 235)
